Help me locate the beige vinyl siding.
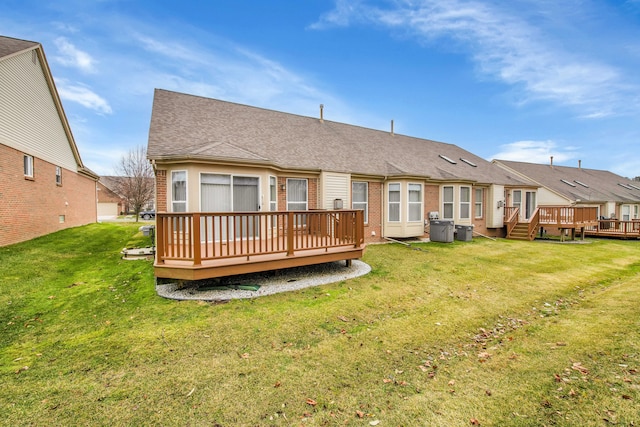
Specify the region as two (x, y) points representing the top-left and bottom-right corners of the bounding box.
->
(320, 171), (349, 209)
(0, 48), (78, 172)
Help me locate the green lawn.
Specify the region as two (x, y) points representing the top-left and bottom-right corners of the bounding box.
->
(1, 223), (639, 426)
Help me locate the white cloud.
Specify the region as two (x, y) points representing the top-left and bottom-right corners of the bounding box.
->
(53, 37), (96, 73)
(56, 79), (113, 114)
(311, 0), (638, 118)
(491, 140), (577, 164)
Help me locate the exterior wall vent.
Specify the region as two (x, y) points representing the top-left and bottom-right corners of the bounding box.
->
(439, 154), (457, 164)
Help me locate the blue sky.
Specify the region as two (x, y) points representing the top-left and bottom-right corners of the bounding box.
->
(2, 0), (640, 178)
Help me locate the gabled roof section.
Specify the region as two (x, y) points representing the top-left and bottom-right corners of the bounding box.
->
(147, 89), (528, 186)
(0, 35), (98, 180)
(0, 35), (37, 59)
(493, 159), (640, 203)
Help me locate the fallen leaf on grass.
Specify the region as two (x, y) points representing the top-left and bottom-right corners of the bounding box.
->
(383, 378), (393, 383)
(306, 398), (317, 406)
(356, 410), (364, 418)
(478, 352), (492, 360)
(571, 362), (588, 375)
(470, 418), (480, 425)
(369, 420), (380, 426)
(448, 379), (456, 386)
(274, 381), (281, 388)
(337, 316), (349, 322)
(240, 353), (249, 359)
(622, 394), (632, 400)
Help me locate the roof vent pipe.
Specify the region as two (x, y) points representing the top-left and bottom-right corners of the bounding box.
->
(391, 119), (394, 136)
(578, 159), (582, 170)
(550, 156), (554, 168)
(319, 104), (324, 122)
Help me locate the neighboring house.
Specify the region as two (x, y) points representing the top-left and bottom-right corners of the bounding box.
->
(147, 88), (537, 237)
(0, 35), (98, 247)
(97, 175), (155, 218)
(493, 159), (640, 221)
(97, 177), (126, 219)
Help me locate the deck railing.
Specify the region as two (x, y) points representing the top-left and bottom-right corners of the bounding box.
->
(156, 210), (365, 266)
(537, 206), (599, 227)
(586, 219), (640, 237)
(505, 207), (520, 237)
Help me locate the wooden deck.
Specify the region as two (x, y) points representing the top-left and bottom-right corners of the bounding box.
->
(506, 206), (599, 241)
(154, 210), (365, 280)
(585, 220), (640, 239)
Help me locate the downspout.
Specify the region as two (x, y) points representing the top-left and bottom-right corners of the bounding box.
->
(381, 178), (386, 239)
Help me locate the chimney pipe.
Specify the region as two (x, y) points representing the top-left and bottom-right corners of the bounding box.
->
(550, 156), (554, 168)
(391, 119), (394, 136)
(319, 104), (324, 122)
(578, 159), (582, 170)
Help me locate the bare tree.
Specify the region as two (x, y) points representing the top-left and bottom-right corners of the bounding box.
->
(114, 145), (155, 222)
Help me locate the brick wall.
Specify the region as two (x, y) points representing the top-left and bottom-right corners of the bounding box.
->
(155, 169), (167, 212)
(364, 181), (383, 243)
(0, 144), (97, 247)
(277, 176), (318, 210)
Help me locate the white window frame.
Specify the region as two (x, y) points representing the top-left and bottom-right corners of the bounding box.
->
(388, 183), (401, 222)
(269, 176), (277, 211)
(408, 183), (423, 222)
(24, 154), (34, 178)
(460, 186), (471, 220)
(622, 205), (631, 221)
(351, 181), (368, 224)
(442, 186), (454, 220)
(474, 188), (483, 219)
(286, 178), (308, 211)
(512, 190), (522, 218)
(171, 170), (187, 212)
(55, 166), (62, 186)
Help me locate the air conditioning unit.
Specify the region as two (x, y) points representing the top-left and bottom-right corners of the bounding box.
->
(428, 211), (440, 220)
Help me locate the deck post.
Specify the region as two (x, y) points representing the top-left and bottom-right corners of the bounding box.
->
(355, 210), (363, 247)
(156, 215), (165, 264)
(193, 213), (202, 266)
(287, 211), (294, 256)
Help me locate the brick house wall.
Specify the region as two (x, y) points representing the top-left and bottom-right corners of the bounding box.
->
(155, 169), (167, 212)
(0, 144), (97, 247)
(277, 176), (318, 210)
(364, 181), (383, 243)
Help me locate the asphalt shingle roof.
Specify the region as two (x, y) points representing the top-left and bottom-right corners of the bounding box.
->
(0, 35), (38, 59)
(148, 89), (527, 186)
(494, 159), (640, 203)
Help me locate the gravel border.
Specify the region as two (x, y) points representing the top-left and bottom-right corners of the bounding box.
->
(155, 260), (371, 301)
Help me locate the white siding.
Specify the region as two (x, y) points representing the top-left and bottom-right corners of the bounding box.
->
(0, 49), (78, 172)
(486, 184), (504, 228)
(320, 172), (349, 209)
(536, 188), (570, 206)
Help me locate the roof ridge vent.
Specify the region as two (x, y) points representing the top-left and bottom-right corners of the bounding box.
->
(439, 154), (457, 164)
